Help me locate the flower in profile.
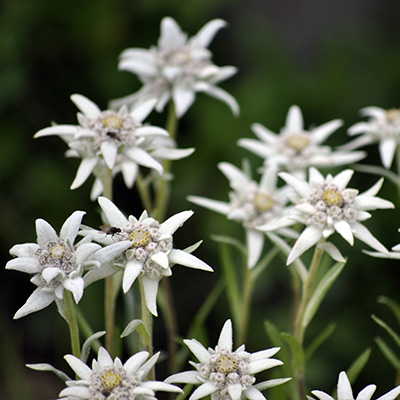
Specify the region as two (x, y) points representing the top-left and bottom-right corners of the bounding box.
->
(238, 105), (365, 176)
(165, 319), (290, 400)
(259, 167), (394, 265)
(112, 17), (239, 118)
(5, 211), (129, 319)
(343, 106), (400, 168)
(188, 162), (296, 268)
(34, 94), (172, 196)
(309, 371), (400, 400)
(81, 197), (213, 316)
(58, 346), (182, 400)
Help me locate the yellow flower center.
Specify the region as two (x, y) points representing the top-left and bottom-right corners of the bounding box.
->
(216, 355), (238, 374)
(323, 189), (343, 206)
(386, 109), (400, 122)
(49, 243), (66, 259)
(102, 114), (123, 129)
(169, 49), (192, 65)
(254, 192), (274, 212)
(130, 228), (151, 247)
(101, 370), (122, 391)
(286, 133), (310, 151)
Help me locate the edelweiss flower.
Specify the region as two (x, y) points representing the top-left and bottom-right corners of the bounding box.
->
(343, 106), (400, 168)
(188, 162), (296, 268)
(309, 371), (400, 400)
(81, 197), (213, 316)
(58, 346), (182, 400)
(165, 319), (290, 400)
(112, 17), (239, 118)
(259, 167), (394, 265)
(35, 94), (171, 195)
(238, 105), (365, 176)
(6, 211), (130, 319)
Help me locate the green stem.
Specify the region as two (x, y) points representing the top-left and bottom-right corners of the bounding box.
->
(139, 277), (154, 379)
(236, 261), (253, 346)
(396, 149), (400, 202)
(76, 308), (101, 353)
(101, 166), (117, 356)
(64, 289), (81, 358)
(136, 172), (153, 212)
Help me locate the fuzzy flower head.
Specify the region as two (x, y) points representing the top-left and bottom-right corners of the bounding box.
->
(113, 17), (239, 118)
(35, 94), (171, 196)
(166, 319), (290, 400)
(81, 197), (213, 316)
(344, 106), (400, 169)
(259, 167), (394, 264)
(238, 105), (365, 177)
(5, 211), (103, 318)
(309, 371), (400, 400)
(59, 347), (182, 400)
(188, 162), (296, 268)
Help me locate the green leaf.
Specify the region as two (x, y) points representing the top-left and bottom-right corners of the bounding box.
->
(81, 331), (105, 363)
(175, 384), (194, 400)
(303, 261), (346, 328)
(120, 319), (151, 345)
(305, 322), (336, 361)
(372, 314), (400, 348)
(212, 234), (246, 255)
(378, 296), (400, 327)
(26, 363), (71, 382)
(346, 348), (371, 384)
(374, 336), (400, 370)
(281, 333), (305, 373)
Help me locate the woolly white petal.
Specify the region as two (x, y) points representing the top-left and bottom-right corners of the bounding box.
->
(14, 288), (55, 319)
(334, 220), (354, 245)
(228, 383), (243, 400)
(70, 94), (101, 119)
(130, 99), (158, 122)
(237, 139), (270, 158)
(376, 384), (400, 400)
(64, 354), (93, 380)
(286, 105), (303, 131)
(165, 370), (202, 384)
(249, 347), (280, 362)
(42, 267), (61, 283)
(245, 386), (266, 400)
(143, 381), (183, 393)
(88, 241), (132, 265)
(218, 319), (233, 351)
(160, 210), (193, 235)
(125, 147), (163, 175)
(247, 358), (283, 374)
(141, 276), (160, 316)
(36, 218), (59, 247)
(135, 126), (169, 137)
(352, 222), (388, 253)
(311, 390), (335, 400)
(337, 371), (354, 400)
(332, 169), (354, 190)
(118, 58), (157, 77)
(123, 351), (149, 374)
(97, 347), (114, 367)
(188, 195), (230, 215)
(151, 252), (170, 269)
(189, 382), (219, 400)
(279, 172), (310, 198)
(183, 339), (211, 363)
(379, 138), (397, 169)
(159, 17), (187, 49)
(98, 196), (129, 227)
(34, 124), (78, 138)
(60, 211), (86, 244)
(246, 229), (264, 269)
(311, 119), (343, 144)
(169, 249), (213, 272)
(59, 386), (91, 398)
(123, 259), (144, 293)
(173, 85), (196, 118)
(356, 385), (377, 400)
(6, 258), (40, 274)
(251, 123), (277, 143)
(70, 157), (98, 190)
(192, 19), (226, 48)
(101, 141), (118, 169)
(287, 226), (322, 265)
(63, 277), (84, 303)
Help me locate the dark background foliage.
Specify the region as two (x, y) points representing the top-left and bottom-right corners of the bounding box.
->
(1, 0), (399, 399)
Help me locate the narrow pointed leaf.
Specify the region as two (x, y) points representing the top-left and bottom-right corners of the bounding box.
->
(372, 314), (400, 348)
(305, 322), (336, 361)
(374, 337), (400, 370)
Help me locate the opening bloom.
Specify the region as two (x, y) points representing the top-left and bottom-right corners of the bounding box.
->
(188, 162), (297, 268)
(343, 106), (400, 169)
(165, 319), (290, 400)
(80, 196), (213, 316)
(58, 347), (182, 400)
(112, 17), (239, 118)
(6, 211), (101, 318)
(258, 167), (394, 265)
(238, 105), (365, 177)
(309, 371), (400, 400)
(34, 94), (175, 198)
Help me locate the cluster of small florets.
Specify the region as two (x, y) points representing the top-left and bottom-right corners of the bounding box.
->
(198, 349), (255, 399)
(277, 131), (313, 167)
(89, 367), (141, 400)
(82, 110), (138, 153)
(115, 219), (173, 278)
(303, 183), (358, 227)
(35, 240), (76, 273)
(230, 182), (281, 229)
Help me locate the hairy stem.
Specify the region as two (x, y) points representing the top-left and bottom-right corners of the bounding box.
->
(64, 289), (81, 358)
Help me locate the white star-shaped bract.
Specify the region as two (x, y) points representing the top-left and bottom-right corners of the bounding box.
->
(188, 162), (297, 268)
(112, 17), (239, 118)
(34, 94), (173, 196)
(165, 319), (290, 400)
(258, 167), (394, 265)
(364, 227), (400, 259)
(343, 106), (400, 169)
(309, 371), (400, 400)
(80, 197), (213, 316)
(238, 105), (365, 177)
(6, 211), (131, 319)
(58, 346), (182, 400)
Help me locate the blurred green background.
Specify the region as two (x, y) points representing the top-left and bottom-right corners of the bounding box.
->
(1, 0), (400, 399)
